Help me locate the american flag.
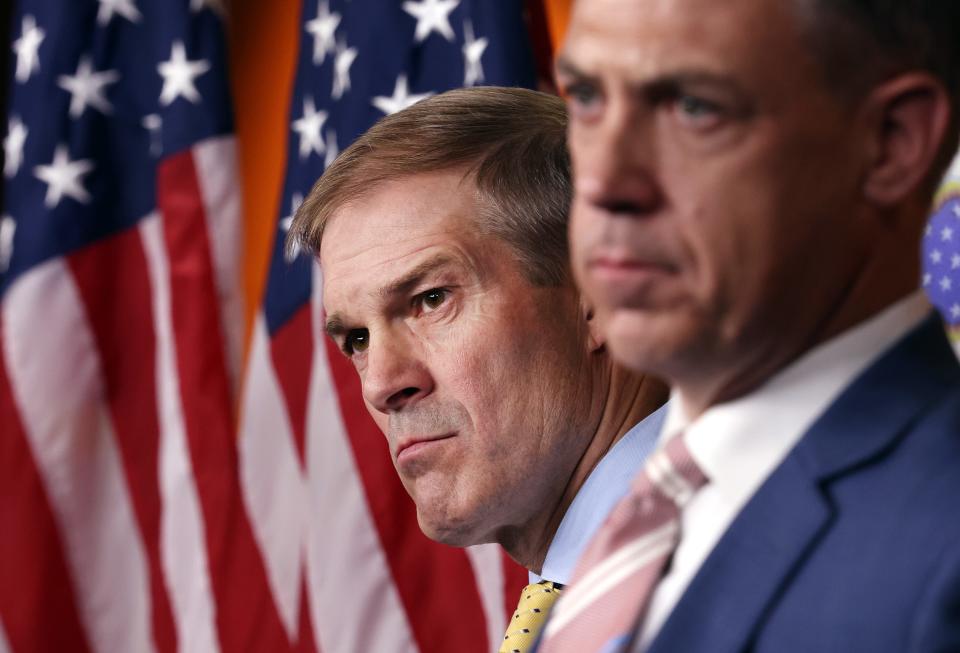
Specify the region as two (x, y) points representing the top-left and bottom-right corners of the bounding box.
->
(238, 1), (547, 651)
(925, 155), (960, 350)
(0, 0), (281, 651)
(1, 0), (548, 651)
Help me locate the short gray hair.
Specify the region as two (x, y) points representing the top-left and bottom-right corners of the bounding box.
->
(290, 86), (572, 286)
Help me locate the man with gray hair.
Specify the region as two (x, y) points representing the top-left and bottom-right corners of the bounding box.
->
(539, 0), (960, 651)
(290, 86), (669, 652)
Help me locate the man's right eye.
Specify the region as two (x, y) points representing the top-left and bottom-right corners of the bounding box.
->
(344, 328), (369, 355)
(560, 81), (603, 120)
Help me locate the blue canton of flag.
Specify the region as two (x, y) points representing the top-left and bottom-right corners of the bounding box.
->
(3, 0), (232, 292)
(923, 195), (960, 327)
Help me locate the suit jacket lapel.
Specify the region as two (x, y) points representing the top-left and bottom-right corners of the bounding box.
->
(647, 314), (960, 653)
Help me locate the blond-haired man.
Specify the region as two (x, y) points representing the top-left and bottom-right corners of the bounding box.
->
(291, 87), (669, 651)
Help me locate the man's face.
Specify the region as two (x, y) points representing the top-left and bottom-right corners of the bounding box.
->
(320, 170), (596, 545)
(563, 0), (876, 394)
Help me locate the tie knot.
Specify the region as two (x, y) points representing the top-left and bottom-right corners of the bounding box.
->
(633, 433), (708, 509)
(500, 581), (562, 653)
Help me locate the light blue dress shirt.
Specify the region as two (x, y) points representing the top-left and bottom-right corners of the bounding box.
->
(530, 403), (668, 585)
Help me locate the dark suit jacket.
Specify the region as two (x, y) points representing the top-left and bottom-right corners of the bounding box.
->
(645, 314), (960, 653)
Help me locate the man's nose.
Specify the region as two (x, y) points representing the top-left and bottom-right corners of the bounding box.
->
(361, 334), (434, 414)
(572, 101), (663, 216)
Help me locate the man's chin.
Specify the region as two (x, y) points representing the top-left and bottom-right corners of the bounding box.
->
(415, 504), (485, 547)
(603, 310), (664, 368)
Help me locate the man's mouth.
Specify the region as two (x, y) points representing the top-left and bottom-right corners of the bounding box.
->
(395, 433), (457, 463)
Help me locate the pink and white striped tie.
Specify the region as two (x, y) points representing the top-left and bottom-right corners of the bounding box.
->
(539, 435), (708, 653)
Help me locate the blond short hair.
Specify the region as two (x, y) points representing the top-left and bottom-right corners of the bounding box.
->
(289, 86), (572, 286)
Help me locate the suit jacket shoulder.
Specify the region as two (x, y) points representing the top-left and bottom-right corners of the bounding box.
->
(648, 315), (960, 653)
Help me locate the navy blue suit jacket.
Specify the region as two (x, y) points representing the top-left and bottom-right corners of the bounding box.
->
(645, 314), (960, 653)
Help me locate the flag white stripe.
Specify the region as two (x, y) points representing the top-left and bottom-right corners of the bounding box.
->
(305, 261), (418, 653)
(2, 260), (156, 653)
(546, 521), (678, 636)
(466, 542), (508, 649)
(237, 316), (309, 639)
(0, 618), (11, 653)
(140, 215), (221, 653)
(192, 137), (244, 400)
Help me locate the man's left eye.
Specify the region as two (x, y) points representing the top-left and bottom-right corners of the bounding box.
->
(417, 288), (448, 313)
(673, 95), (724, 128)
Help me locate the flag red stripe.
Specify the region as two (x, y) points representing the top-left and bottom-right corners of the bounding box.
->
(525, 0), (558, 91)
(270, 304), (313, 469)
(0, 318), (94, 653)
(320, 335), (491, 651)
(158, 149), (292, 653)
(294, 571), (319, 653)
(66, 227), (178, 653)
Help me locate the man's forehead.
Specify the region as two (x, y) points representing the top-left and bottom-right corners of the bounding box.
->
(321, 231), (474, 301)
(562, 0), (802, 78)
(320, 183), (476, 273)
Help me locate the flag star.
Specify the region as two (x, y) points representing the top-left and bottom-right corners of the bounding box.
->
(292, 96), (328, 159)
(281, 193), (304, 262)
(4, 116), (27, 178)
(931, 249), (943, 265)
(941, 276), (953, 292)
(372, 74), (433, 116)
(305, 0), (341, 66)
(34, 145), (95, 208)
(158, 40), (211, 106)
(952, 304), (960, 320)
(142, 114), (162, 156)
(58, 56), (121, 118)
(0, 215), (15, 273)
(190, 0), (226, 17)
(953, 203), (960, 219)
(923, 272), (932, 287)
(324, 129), (339, 169)
(462, 20), (488, 87)
(942, 226), (954, 242)
(925, 224), (933, 237)
(402, 0), (460, 43)
(953, 254), (960, 270)
(332, 40), (358, 100)
(12, 15), (45, 83)
(97, 0), (142, 25)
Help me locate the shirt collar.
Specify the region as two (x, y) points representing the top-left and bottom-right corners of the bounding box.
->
(530, 403), (668, 585)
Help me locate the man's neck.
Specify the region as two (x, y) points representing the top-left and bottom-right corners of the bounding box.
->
(678, 286), (927, 423)
(499, 367), (669, 574)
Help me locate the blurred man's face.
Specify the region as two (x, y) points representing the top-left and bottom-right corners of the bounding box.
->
(320, 170), (596, 545)
(563, 0), (875, 395)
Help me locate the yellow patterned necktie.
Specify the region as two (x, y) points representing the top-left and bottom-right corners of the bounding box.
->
(499, 581), (563, 653)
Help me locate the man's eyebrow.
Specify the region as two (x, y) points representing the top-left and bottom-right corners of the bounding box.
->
(555, 56), (594, 83)
(556, 55), (741, 97)
(323, 254), (459, 338)
(324, 313), (349, 338)
(379, 253), (457, 301)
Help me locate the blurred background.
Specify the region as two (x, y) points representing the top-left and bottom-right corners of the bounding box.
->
(0, 1), (956, 652)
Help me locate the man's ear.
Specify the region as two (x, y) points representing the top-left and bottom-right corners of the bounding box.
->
(581, 299), (606, 354)
(862, 73), (952, 206)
